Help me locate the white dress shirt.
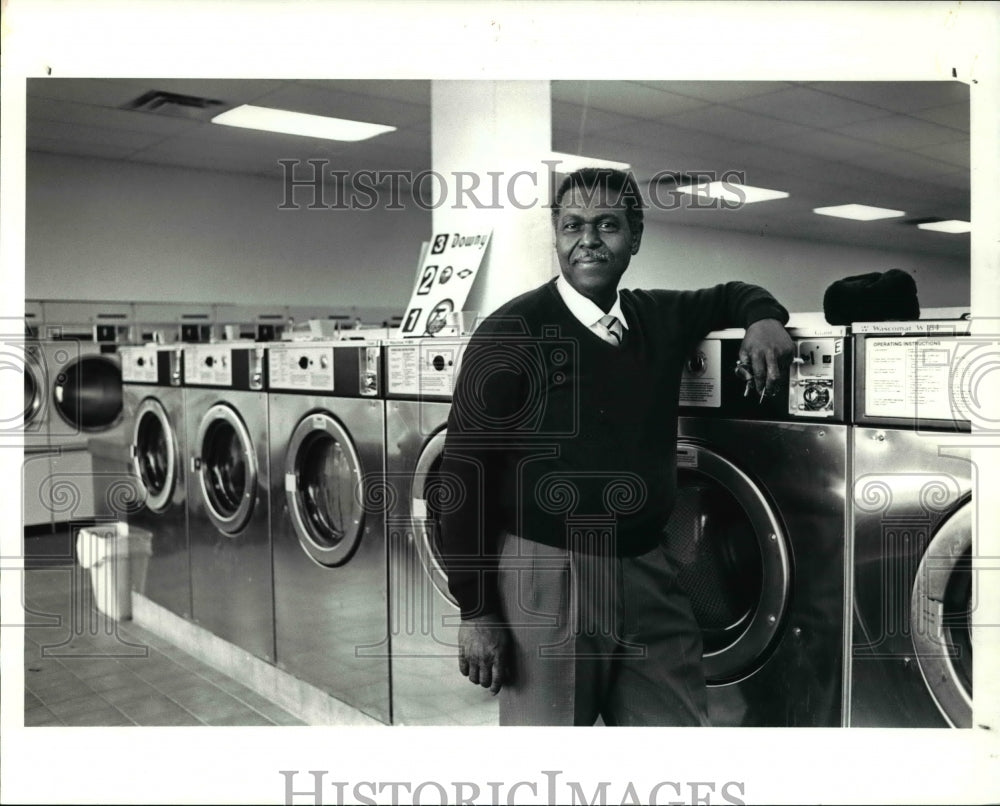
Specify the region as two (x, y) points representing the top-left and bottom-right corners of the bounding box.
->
(555, 274), (630, 340)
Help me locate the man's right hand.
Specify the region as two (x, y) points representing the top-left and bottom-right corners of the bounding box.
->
(458, 615), (510, 695)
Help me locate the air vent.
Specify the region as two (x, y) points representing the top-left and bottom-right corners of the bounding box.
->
(121, 90), (226, 120)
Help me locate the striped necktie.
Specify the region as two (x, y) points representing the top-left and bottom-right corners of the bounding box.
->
(597, 314), (623, 347)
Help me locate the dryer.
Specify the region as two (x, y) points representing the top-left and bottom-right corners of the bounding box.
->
(41, 302), (131, 526)
(121, 343), (191, 620)
(848, 319), (977, 728)
(384, 337), (499, 725)
(267, 339), (389, 723)
(17, 303), (55, 531)
(671, 325), (851, 727)
(184, 341), (274, 663)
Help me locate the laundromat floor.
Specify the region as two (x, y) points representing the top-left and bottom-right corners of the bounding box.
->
(21, 532), (305, 727)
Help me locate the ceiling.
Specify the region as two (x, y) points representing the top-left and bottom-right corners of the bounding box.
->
(24, 78), (970, 260)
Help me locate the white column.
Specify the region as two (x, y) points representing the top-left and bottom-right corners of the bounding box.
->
(430, 80), (555, 321)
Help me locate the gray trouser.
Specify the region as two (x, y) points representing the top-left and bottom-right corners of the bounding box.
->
(496, 531), (710, 726)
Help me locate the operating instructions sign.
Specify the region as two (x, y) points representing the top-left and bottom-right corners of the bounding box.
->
(864, 336), (982, 421)
(400, 228), (492, 337)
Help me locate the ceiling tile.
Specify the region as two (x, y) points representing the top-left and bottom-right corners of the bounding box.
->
(28, 119), (168, 151)
(909, 102), (969, 132)
(552, 100), (641, 137)
(834, 115), (968, 150)
(28, 96), (200, 137)
(297, 79), (430, 107)
(765, 130), (892, 164)
(656, 105), (816, 143)
(552, 81), (709, 119)
(28, 139), (137, 161)
(730, 87), (892, 128)
(251, 83), (428, 128)
(936, 171), (971, 191)
(811, 81), (969, 114)
(648, 81), (794, 104)
(913, 140), (969, 169)
(847, 147), (966, 181)
(27, 78), (151, 107)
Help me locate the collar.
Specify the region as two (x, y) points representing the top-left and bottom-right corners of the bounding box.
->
(555, 274), (629, 330)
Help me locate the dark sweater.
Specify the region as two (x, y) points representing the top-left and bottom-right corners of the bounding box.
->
(439, 277), (788, 618)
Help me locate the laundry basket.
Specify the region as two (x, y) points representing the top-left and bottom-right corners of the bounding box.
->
(75, 522), (152, 620)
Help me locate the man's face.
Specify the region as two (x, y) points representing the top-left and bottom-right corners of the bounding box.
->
(554, 185), (642, 307)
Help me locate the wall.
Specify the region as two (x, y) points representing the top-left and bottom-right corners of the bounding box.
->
(25, 152), (430, 310)
(627, 219), (970, 313)
(27, 152), (969, 314)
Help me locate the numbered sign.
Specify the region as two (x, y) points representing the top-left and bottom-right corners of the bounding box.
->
(400, 229), (492, 336)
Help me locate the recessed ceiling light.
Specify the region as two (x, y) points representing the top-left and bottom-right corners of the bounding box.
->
(548, 151), (631, 171)
(676, 181), (790, 205)
(211, 105), (396, 142)
(917, 220), (971, 234)
(813, 204), (905, 221)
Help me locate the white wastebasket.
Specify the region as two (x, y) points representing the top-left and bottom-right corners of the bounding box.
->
(75, 523), (153, 621)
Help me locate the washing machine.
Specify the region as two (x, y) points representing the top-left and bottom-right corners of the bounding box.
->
(670, 325), (851, 727)
(383, 337), (501, 725)
(848, 319), (977, 728)
(267, 339), (389, 723)
(120, 343), (191, 619)
(184, 341), (274, 662)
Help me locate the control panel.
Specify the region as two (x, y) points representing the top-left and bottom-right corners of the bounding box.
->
(386, 339), (467, 399)
(679, 329), (847, 422)
(121, 345), (159, 383)
(269, 345), (336, 392)
(184, 344), (234, 386)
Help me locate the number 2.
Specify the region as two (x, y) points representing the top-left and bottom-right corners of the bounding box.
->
(417, 265), (438, 295)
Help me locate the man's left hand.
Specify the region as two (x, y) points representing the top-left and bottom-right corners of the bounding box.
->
(738, 319), (794, 397)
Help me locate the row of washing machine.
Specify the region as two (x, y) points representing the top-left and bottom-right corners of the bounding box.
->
(114, 320), (979, 728)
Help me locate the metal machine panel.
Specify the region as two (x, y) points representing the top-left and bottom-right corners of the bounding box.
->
(185, 386), (274, 663)
(121, 344), (191, 619)
(673, 417), (848, 727)
(386, 398), (499, 725)
(849, 427), (973, 727)
(268, 392), (390, 723)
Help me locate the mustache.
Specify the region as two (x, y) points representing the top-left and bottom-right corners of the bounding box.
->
(573, 250), (610, 261)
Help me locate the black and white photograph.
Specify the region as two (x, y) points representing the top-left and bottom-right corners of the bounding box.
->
(1, 1), (998, 804)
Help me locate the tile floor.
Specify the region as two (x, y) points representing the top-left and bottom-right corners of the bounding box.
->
(21, 536), (304, 728)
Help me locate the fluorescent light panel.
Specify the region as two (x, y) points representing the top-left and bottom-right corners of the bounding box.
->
(676, 181), (789, 205)
(549, 151), (631, 171)
(917, 220), (971, 234)
(813, 204), (905, 221)
(212, 104), (396, 142)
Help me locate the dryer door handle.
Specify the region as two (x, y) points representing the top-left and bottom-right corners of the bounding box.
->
(191, 456), (202, 472)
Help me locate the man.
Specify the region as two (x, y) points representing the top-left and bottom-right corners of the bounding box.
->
(438, 167), (793, 726)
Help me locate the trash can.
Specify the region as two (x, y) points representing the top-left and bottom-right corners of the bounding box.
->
(75, 522), (153, 621)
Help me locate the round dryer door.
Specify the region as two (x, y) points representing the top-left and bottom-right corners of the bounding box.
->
(665, 442), (792, 684)
(53, 353), (123, 431)
(285, 412), (365, 567)
(132, 398), (178, 513)
(911, 498), (973, 729)
(410, 429), (456, 606)
(196, 403), (257, 535)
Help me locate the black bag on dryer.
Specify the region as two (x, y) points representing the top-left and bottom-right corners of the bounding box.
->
(823, 269), (920, 325)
